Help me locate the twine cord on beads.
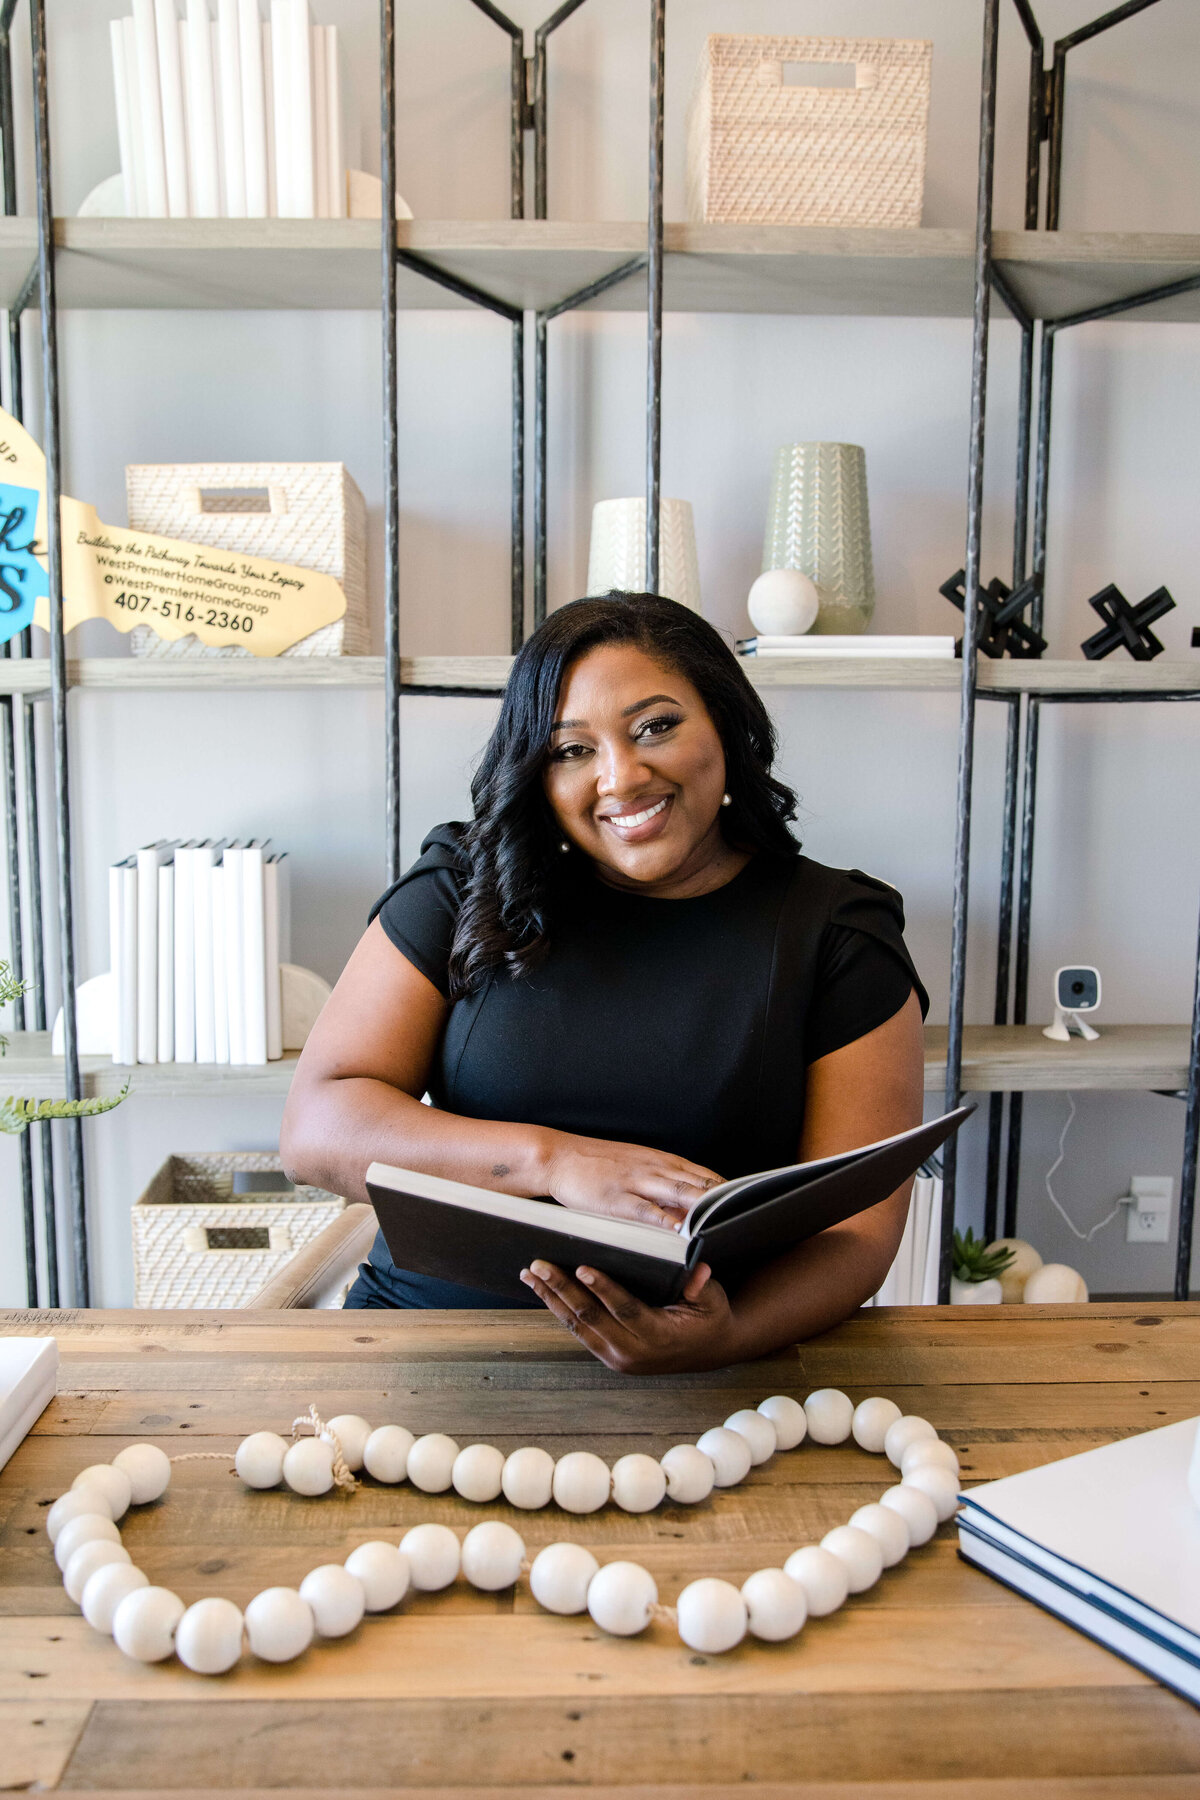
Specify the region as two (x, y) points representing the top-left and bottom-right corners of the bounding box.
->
(169, 1452), (238, 1466)
(649, 1601), (678, 1624)
(291, 1404), (357, 1491)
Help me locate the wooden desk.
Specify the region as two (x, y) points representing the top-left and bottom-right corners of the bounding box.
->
(2, 1305), (1199, 1796)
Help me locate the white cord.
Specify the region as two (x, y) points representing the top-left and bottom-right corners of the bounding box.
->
(1043, 1094), (1125, 1243)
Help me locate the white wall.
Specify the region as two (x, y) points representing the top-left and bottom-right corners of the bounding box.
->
(0, 0), (1197, 1306)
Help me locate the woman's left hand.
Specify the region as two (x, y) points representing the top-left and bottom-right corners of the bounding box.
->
(519, 1259), (738, 1375)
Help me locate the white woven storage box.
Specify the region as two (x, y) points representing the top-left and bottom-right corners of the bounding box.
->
(687, 35), (932, 228)
(125, 461), (369, 657)
(132, 1152), (346, 1308)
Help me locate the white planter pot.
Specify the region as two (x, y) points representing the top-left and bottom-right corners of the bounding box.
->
(950, 1276), (1002, 1305)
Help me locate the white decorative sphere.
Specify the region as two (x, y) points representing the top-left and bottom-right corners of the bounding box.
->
(244, 1587), (314, 1663)
(851, 1396), (903, 1454)
(660, 1445), (715, 1504)
(461, 1521), (526, 1591)
(740, 1568), (807, 1642)
(344, 1541), (410, 1611)
(552, 1451), (611, 1514)
(586, 1561), (657, 1637)
(757, 1395), (807, 1450)
(695, 1427), (753, 1488)
(72, 1464), (132, 1521)
(676, 1577), (748, 1654)
(501, 1446), (556, 1510)
(723, 1408), (777, 1465)
(282, 1437), (336, 1497)
(112, 1585), (185, 1662)
(611, 1453), (667, 1513)
(55, 1511), (120, 1572)
(783, 1545), (849, 1616)
(81, 1561), (149, 1634)
(235, 1431), (289, 1489)
(112, 1444), (171, 1505)
(989, 1236), (1043, 1303)
(1023, 1262), (1088, 1304)
(748, 567), (820, 637)
(529, 1542), (599, 1615)
(452, 1444), (505, 1504)
(400, 1522), (461, 1591)
(902, 1463), (960, 1523)
(65, 1539), (132, 1604)
(300, 1565), (367, 1637)
(900, 1437), (959, 1479)
(848, 1501), (910, 1567)
(820, 1524), (884, 1592)
(363, 1425), (414, 1485)
(883, 1415), (938, 1469)
(48, 1487), (115, 1541)
(406, 1434), (460, 1494)
(175, 1597), (244, 1674)
(803, 1389), (854, 1445)
(323, 1414), (372, 1473)
(880, 1483), (939, 1547)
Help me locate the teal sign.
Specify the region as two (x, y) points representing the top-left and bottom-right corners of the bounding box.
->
(0, 484), (49, 645)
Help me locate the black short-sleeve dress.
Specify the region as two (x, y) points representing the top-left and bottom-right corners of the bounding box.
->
(344, 822), (929, 1311)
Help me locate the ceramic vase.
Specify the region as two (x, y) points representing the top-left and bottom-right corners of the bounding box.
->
(587, 498), (702, 613)
(763, 442), (875, 634)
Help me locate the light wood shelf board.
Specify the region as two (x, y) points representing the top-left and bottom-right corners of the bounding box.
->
(0, 1034), (298, 1099)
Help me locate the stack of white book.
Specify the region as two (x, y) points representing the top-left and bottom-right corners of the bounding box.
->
(110, 840), (290, 1067)
(109, 1), (345, 220)
(738, 635), (957, 659)
(868, 1171), (943, 1306)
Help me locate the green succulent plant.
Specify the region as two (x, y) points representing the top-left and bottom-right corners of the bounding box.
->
(0, 959), (127, 1135)
(953, 1227), (1016, 1286)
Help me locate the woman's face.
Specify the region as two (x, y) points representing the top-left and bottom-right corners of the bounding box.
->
(543, 641), (743, 894)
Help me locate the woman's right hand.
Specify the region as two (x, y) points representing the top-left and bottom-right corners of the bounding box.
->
(543, 1133), (724, 1231)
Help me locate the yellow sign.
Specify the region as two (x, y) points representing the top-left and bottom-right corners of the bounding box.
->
(0, 409), (347, 657)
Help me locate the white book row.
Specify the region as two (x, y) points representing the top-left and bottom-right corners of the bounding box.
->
(868, 1173), (943, 1307)
(109, 839), (290, 1067)
(109, 1), (345, 220)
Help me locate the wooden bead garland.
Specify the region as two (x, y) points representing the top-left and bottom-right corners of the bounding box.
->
(49, 1387), (962, 1673)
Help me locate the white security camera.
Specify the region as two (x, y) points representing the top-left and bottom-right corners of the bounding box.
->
(1043, 966), (1102, 1042)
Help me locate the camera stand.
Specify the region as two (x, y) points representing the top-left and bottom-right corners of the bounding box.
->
(1043, 1007), (1101, 1043)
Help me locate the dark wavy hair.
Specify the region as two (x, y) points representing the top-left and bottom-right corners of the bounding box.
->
(447, 592), (800, 997)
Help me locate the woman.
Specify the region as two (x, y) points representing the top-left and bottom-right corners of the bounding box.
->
(280, 593), (927, 1373)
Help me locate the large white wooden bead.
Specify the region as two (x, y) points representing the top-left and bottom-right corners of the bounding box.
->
(175, 1597), (245, 1674)
(112, 1585), (185, 1662)
(406, 1434), (460, 1494)
(900, 1437), (959, 1478)
(462, 1521), (525, 1591)
(344, 1541), (410, 1611)
(235, 1431), (289, 1489)
(400, 1522), (461, 1590)
(65, 1540), (132, 1604)
(851, 1397), (903, 1455)
(757, 1395), (807, 1450)
(611, 1453), (667, 1513)
(880, 1483), (939, 1547)
(47, 1487), (115, 1541)
(849, 1501), (910, 1567)
(244, 1587), (315, 1663)
(452, 1444), (505, 1504)
(72, 1465), (132, 1521)
(363, 1425), (414, 1484)
(723, 1409), (777, 1465)
(81, 1561), (149, 1634)
(783, 1545), (849, 1616)
(55, 1512), (120, 1572)
(299, 1565), (367, 1637)
(528, 1542), (599, 1615)
(586, 1561), (657, 1636)
(820, 1524), (884, 1592)
(282, 1437), (335, 1497)
(660, 1445), (715, 1504)
(884, 1415), (938, 1469)
(112, 1444), (171, 1505)
(676, 1578), (748, 1653)
(501, 1446), (556, 1510)
(323, 1414), (372, 1473)
(741, 1568), (807, 1642)
(803, 1389), (854, 1445)
(552, 1451), (611, 1514)
(902, 1463), (961, 1522)
(695, 1427), (752, 1488)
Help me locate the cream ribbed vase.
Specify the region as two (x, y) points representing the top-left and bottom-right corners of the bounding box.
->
(587, 498), (702, 612)
(763, 444), (874, 634)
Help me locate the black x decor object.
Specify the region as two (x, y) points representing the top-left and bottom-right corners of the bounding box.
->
(1081, 583), (1175, 661)
(939, 569), (1047, 659)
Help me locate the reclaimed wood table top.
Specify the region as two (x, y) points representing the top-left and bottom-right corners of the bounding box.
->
(2, 1303), (1199, 1798)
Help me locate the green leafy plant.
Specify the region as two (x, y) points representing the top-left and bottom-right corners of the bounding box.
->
(0, 958), (128, 1136)
(953, 1227), (1016, 1286)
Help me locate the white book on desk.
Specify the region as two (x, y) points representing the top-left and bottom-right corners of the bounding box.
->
(132, 0), (168, 217)
(157, 859), (175, 1063)
(0, 1337), (58, 1473)
(241, 840), (268, 1065)
(238, 0), (268, 217)
(184, 0), (221, 217)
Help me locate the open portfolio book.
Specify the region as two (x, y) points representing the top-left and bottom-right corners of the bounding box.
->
(366, 1107), (973, 1305)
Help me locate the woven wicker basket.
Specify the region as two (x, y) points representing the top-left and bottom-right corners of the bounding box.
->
(687, 35), (932, 228)
(132, 1152), (346, 1308)
(125, 461), (369, 658)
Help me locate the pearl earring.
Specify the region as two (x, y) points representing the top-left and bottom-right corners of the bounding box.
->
(721, 793), (732, 808)
(559, 840), (570, 854)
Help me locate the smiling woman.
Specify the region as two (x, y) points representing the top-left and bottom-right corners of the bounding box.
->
(279, 593), (928, 1373)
